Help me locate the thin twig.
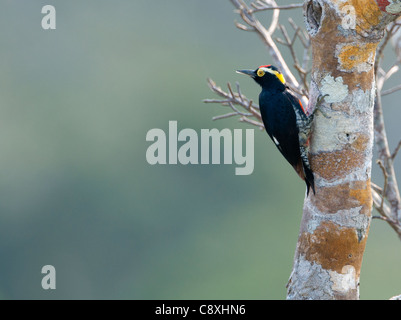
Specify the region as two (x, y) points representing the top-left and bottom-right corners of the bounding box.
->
(372, 189), (401, 238)
(373, 90), (401, 238)
(264, 0), (280, 35)
(239, 116), (265, 129)
(375, 23), (400, 75)
(212, 112), (240, 121)
(230, 0), (302, 92)
(372, 13), (401, 239)
(372, 215), (391, 221)
(235, 21), (253, 31)
(377, 64), (399, 91)
(228, 101), (253, 116)
(204, 78), (263, 129)
(250, 2), (303, 13)
(372, 188), (390, 217)
(278, 24), (300, 66)
(377, 160), (389, 213)
(288, 18), (309, 49)
(236, 82), (244, 103)
(276, 21), (310, 93)
(371, 182), (383, 195)
(391, 140), (401, 160)
(381, 84), (401, 96)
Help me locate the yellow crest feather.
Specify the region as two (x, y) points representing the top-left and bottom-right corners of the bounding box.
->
(261, 67), (286, 84)
(274, 71), (286, 85)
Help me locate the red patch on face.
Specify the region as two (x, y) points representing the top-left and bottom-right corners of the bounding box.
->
(299, 99), (306, 114)
(258, 65), (271, 69)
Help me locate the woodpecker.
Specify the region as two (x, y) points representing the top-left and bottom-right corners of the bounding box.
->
(237, 65), (315, 195)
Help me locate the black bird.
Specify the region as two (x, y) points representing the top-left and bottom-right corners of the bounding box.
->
(237, 65), (315, 195)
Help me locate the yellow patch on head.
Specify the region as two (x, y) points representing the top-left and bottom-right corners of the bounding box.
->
(275, 72), (286, 85)
(263, 67), (286, 84)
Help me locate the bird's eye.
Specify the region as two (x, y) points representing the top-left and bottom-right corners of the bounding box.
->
(257, 69), (265, 77)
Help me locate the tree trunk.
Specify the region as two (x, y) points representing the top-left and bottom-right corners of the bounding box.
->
(287, 0), (401, 300)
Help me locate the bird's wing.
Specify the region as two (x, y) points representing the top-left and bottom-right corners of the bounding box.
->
(283, 89), (308, 118)
(283, 89), (315, 194)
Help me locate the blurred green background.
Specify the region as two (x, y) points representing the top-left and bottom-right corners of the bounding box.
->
(0, 0), (400, 299)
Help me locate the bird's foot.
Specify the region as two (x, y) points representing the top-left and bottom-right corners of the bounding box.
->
(314, 94), (331, 119)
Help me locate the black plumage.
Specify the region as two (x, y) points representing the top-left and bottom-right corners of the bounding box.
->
(237, 65), (315, 195)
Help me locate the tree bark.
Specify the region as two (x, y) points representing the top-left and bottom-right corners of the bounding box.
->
(287, 0), (401, 300)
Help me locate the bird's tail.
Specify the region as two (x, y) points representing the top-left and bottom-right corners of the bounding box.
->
(298, 144), (315, 196)
(303, 162), (315, 196)
(292, 159), (315, 196)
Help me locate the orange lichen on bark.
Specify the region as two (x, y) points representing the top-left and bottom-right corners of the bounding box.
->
(312, 33), (377, 89)
(311, 181), (372, 214)
(297, 221), (369, 275)
(337, 42), (377, 71)
(351, 134), (370, 151)
(349, 180), (372, 210)
(346, 0), (383, 30)
(312, 146), (365, 181)
(340, 68), (376, 91)
(313, 59), (375, 91)
(311, 1), (381, 78)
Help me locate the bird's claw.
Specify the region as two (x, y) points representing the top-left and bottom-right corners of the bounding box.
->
(315, 94), (331, 119)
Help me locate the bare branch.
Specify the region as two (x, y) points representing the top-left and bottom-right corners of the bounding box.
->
(236, 82), (244, 103)
(372, 188), (391, 218)
(372, 215), (390, 221)
(275, 21), (310, 95)
(250, 1), (303, 13)
(373, 91), (401, 238)
(390, 19), (401, 62)
(229, 0), (302, 92)
(373, 18), (401, 236)
(376, 22), (400, 75)
(254, 0), (281, 35)
(288, 18), (310, 49)
(204, 78), (263, 129)
(212, 112), (240, 121)
(378, 64), (400, 91)
(235, 21), (254, 31)
(372, 188), (401, 239)
(203, 99), (231, 104)
(381, 84), (401, 96)
(377, 160), (389, 213)
(267, 8), (280, 35)
(391, 140), (401, 160)
(371, 182), (383, 194)
(239, 116), (265, 129)
(228, 101), (253, 116)
(385, 65), (399, 81)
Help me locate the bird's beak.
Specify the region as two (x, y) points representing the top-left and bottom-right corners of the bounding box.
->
(236, 69), (255, 77)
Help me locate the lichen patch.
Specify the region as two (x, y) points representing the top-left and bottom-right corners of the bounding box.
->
(312, 146), (365, 181)
(320, 75), (349, 103)
(386, 1), (401, 14)
(349, 180), (372, 211)
(309, 181), (371, 214)
(348, 0), (382, 30)
(336, 42), (377, 72)
(329, 265), (357, 293)
(298, 221), (368, 275)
